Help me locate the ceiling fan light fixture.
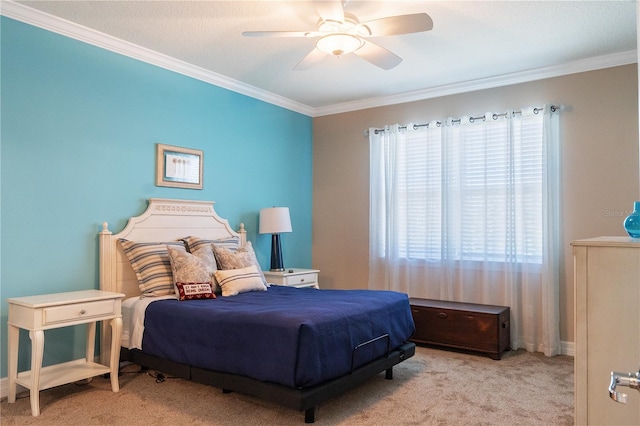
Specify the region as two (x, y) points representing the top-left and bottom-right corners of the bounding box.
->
(316, 33), (363, 56)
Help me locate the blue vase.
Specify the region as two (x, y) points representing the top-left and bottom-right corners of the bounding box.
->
(623, 201), (640, 238)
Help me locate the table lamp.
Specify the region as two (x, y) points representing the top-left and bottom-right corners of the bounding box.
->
(259, 207), (292, 271)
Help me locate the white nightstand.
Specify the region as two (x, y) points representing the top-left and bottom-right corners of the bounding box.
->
(7, 289), (124, 416)
(264, 268), (320, 289)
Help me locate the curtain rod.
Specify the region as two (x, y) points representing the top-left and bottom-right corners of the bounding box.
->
(370, 105), (561, 135)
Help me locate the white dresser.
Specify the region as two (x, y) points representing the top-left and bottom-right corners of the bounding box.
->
(572, 237), (640, 425)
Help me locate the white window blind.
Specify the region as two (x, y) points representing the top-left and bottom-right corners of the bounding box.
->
(383, 111), (545, 264)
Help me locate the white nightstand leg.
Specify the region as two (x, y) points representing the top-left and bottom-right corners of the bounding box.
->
(28, 330), (44, 417)
(109, 317), (122, 392)
(83, 322), (97, 383)
(7, 324), (19, 403)
(86, 321), (97, 363)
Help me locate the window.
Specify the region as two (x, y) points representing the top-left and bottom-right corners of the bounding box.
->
(371, 109), (549, 265)
(369, 106), (561, 356)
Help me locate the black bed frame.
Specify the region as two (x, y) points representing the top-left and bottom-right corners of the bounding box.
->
(120, 341), (415, 423)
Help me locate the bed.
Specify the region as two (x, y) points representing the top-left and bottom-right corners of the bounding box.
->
(99, 198), (415, 423)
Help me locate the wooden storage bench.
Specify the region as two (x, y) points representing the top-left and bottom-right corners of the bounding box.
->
(409, 298), (510, 360)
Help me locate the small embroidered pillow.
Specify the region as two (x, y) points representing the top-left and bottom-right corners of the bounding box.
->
(175, 282), (216, 301)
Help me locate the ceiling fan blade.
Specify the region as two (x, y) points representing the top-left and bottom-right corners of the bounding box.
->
(359, 13), (433, 36)
(293, 48), (328, 71)
(314, 0), (344, 23)
(242, 31), (312, 38)
(353, 39), (402, 70)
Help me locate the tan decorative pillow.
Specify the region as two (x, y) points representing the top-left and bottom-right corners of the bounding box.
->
(214, 265), (267, 297)
(212, 241), (268, 286)
(168, 245), (220, 294)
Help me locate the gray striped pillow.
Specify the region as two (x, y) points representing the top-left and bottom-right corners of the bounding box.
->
(119, 239), (186, 297)
(182, 236), (240, 253)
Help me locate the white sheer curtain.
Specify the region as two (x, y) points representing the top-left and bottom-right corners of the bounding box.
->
(369, 106), (561, 356)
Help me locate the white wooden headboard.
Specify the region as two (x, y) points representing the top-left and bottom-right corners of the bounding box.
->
(99, 198), (246, 299)
(98, 198), (246, 363)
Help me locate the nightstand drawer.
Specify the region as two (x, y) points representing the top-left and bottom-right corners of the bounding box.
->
(44, 300), (117, 325)
(287, 273), (317, 286)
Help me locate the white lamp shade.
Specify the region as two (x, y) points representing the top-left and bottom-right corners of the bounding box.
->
(259, 207), (292, 234)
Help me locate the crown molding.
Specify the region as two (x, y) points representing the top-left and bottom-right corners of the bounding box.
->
(313, 50), (638, 117)
(2, 1), (636, 119)
(0, 1), (315, 117)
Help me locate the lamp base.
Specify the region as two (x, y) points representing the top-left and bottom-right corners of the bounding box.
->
(270, 234), (285, 272)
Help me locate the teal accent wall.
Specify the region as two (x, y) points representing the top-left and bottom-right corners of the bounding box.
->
(0, 17), (313, 378)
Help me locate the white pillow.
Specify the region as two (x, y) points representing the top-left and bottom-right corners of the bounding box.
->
(214, 265), (267, 297)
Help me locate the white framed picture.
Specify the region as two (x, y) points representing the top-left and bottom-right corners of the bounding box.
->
(156, 143), (203, 189)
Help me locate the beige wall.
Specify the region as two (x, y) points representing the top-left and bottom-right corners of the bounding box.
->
(312, 64), (639, 347)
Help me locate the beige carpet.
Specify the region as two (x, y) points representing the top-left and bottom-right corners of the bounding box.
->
(0, 346), (574, 425)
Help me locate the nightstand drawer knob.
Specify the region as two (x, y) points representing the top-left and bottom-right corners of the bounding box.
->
(437, 312), (448, 319)
(80, 309), (86, 315)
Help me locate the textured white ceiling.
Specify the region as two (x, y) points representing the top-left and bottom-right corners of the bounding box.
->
(11, 1), (638, 114)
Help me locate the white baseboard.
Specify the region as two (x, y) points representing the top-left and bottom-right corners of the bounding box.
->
(0, 379), (27, 401)
(561, 340), (575, 357)
(0, 341), (576, 401)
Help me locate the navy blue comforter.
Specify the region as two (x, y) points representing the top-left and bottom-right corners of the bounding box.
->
(141, 286), (415, 388)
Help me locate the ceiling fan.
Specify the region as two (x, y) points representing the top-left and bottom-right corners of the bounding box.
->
(242, 0), (433, 70)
